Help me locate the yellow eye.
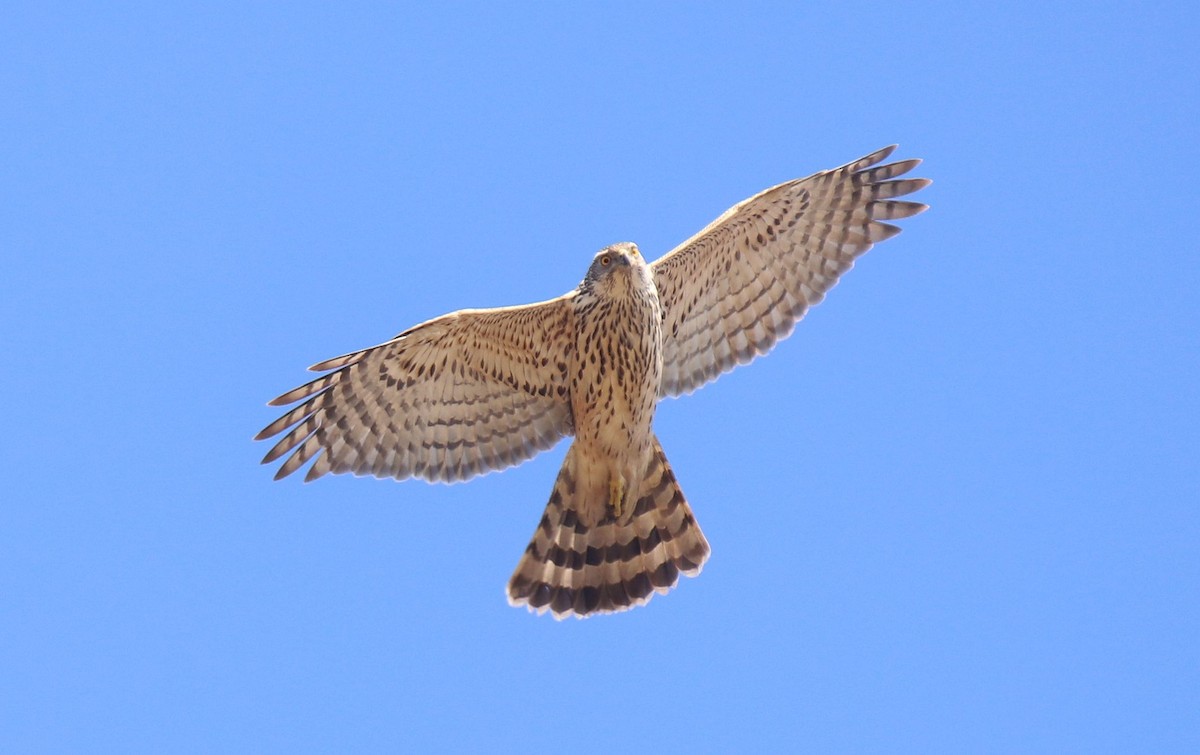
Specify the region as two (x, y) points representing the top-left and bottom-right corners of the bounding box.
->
(601, 255), (611, 266)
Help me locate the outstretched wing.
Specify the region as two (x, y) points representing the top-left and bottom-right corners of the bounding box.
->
(257, 295), (577, 483)
(651, 145), (930, 397)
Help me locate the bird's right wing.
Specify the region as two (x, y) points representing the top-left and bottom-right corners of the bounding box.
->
(651, 145), (930, 397)
(257, 294), (577, 483)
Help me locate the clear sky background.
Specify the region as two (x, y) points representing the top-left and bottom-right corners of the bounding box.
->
(3, 2), (1198, 752)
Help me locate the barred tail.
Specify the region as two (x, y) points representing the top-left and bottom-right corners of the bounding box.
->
(507, 435), (710, 619)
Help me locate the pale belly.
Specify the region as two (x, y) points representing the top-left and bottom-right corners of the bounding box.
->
(569, 295), (663, 520)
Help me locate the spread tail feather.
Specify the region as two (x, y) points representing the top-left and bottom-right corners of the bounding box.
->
(507, 436), (710, 619)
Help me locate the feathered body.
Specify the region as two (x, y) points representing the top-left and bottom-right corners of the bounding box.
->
(568, 243), (663, 526)
(507, 243), (710, 616)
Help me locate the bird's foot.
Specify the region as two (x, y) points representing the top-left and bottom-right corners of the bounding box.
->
(608, 476), (625, 519)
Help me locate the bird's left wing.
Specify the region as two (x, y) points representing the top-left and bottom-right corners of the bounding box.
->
(257, 295), (577, 483)
(651, 145), (930, 397)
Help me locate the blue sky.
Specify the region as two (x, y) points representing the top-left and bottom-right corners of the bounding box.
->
(3, 2), (1198, 752)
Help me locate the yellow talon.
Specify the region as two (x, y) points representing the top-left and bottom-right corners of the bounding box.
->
(609, 476), (625, 519)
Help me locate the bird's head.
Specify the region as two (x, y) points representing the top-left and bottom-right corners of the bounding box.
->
(582, 242), (648, 293)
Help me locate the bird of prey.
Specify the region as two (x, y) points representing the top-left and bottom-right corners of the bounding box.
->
(256, 145), (930, 619)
